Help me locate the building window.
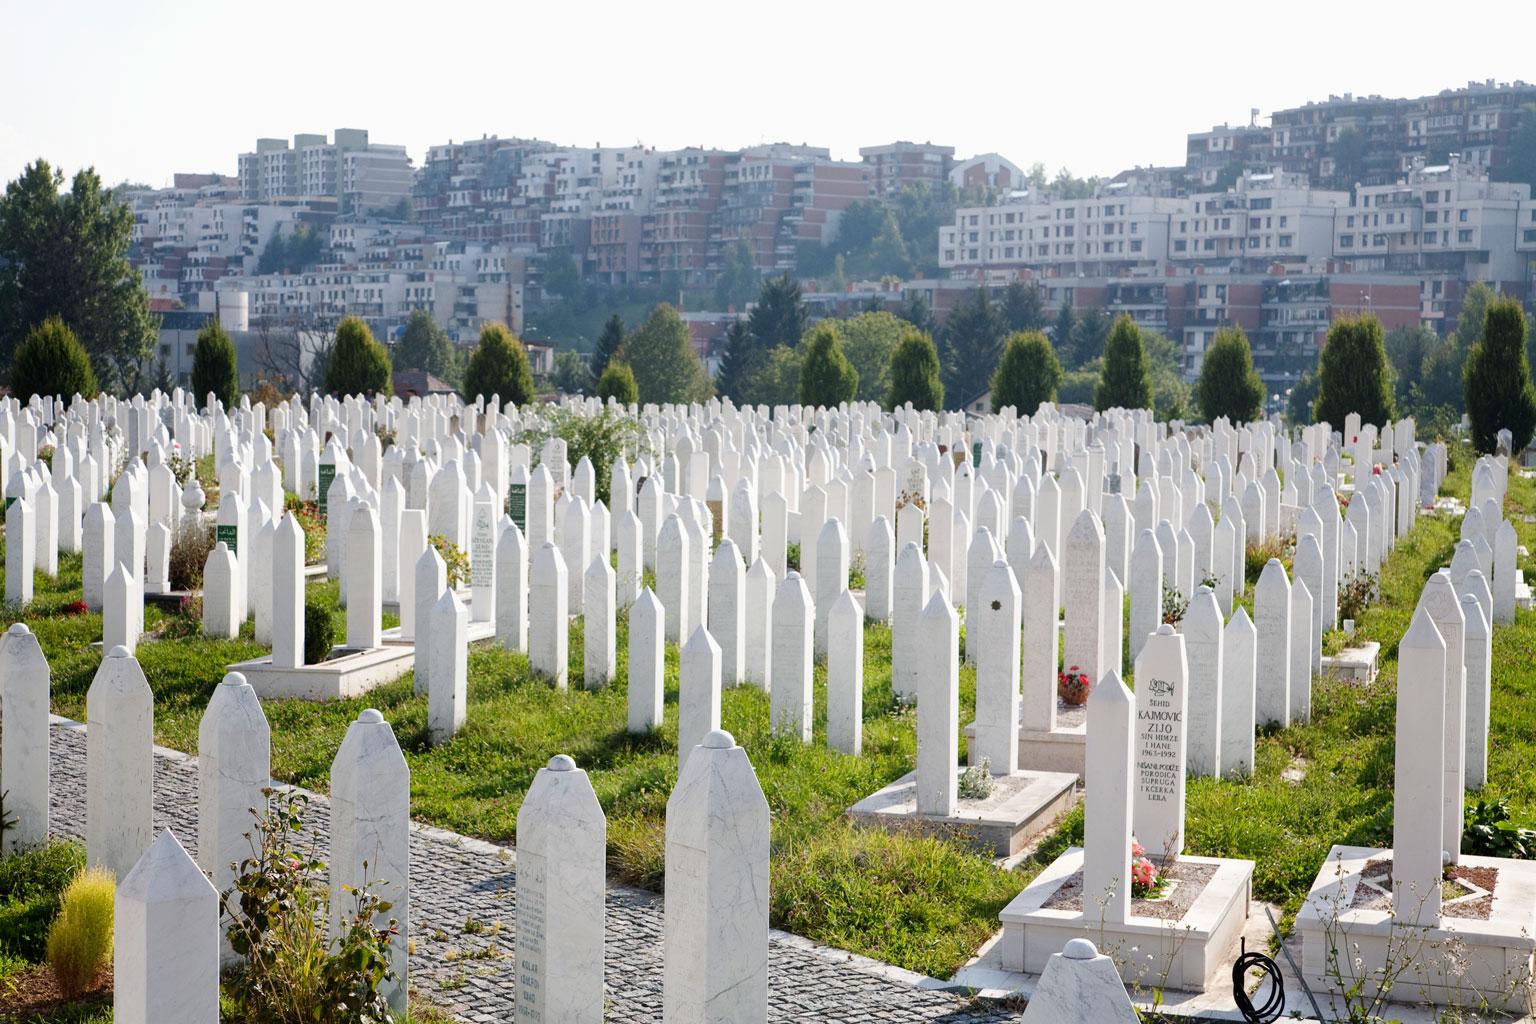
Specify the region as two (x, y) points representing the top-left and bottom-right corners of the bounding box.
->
(1174, 239), (1187, 252)
(1130, 240), (1142, 253)
(1459, 209), (1469, 222)
(1458, 229), (1473, 243)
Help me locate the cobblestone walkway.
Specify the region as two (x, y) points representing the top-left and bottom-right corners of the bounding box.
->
(47, 720), (1021, 1023)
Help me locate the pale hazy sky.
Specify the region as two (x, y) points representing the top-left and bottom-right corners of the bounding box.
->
(3, 0), (1533, 187)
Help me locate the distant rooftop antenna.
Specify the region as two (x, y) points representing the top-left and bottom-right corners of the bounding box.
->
(1250, 108), (1260, 127)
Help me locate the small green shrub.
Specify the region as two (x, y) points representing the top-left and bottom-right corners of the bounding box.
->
(223, 789), (399, 1024)
(429, 535), (470, 590)
(46, 867), (114, 999)
(168, 524), (215, 592)
(1244, 538), (1290, 586)
(305, 602), (335, 664)
(0, 842), (85, 961)
(513, 406), (652, 507)
(1463, 798), (1536, 859)
(1337, 571), (1379, 624)
(957, 761), (994, 800)
(1160, 580), (1187, 627)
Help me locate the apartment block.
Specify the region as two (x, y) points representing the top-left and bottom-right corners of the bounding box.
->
(1255, 81), (1536, 187)
(1184, 123), (1270, 186)
(859, 141), (955, 199)
(1333, 159), (1529, 288)
(939, 187), (1180, 278)
(1170, 173), (1349, 270)
(238, 129), (412, 211)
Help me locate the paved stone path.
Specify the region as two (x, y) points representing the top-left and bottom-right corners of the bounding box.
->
(46, 719), (1021, 1023)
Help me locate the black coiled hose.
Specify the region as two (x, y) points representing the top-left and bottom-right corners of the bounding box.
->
(1232, 937), (1285, 1023)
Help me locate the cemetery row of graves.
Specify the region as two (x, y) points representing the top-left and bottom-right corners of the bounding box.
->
(3, 388), (1536, 1022)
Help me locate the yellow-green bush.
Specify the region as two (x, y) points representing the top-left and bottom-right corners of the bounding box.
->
(46, 867), (114, 999)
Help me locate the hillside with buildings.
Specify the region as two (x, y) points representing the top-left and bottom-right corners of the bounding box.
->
(114, 80), (1536, 395)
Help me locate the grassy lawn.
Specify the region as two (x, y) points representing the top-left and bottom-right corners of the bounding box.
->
(6, 447), (1533, 978)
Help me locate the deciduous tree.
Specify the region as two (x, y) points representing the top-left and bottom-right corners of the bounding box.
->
(622, 303), (713, 405)
(838, 311), (905, 403)
(0, 160), (156, 393)
(595, 361), (639, 405)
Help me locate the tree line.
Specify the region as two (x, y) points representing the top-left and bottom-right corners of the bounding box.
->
(5, 154), (1535, 455)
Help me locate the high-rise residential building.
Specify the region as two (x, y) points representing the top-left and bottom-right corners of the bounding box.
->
(238, 129), (413, 211)
(859, 141), (955, 198)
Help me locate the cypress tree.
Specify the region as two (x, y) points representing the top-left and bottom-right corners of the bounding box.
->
(1465, 297), (1536, 454)
(1094, 314), (1152, 411)
(886, 327), (944, 411)
(324, 315), (392, 397)
(462, 322), (536, 406)
(798, 322), (858, 408)
(9, 316), (97, 403)
(1314, 313), (1394, 428)
(990, 331), (1061, 414)
(190, 317), (239, 410)
(1195, 325), (1265, 424)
